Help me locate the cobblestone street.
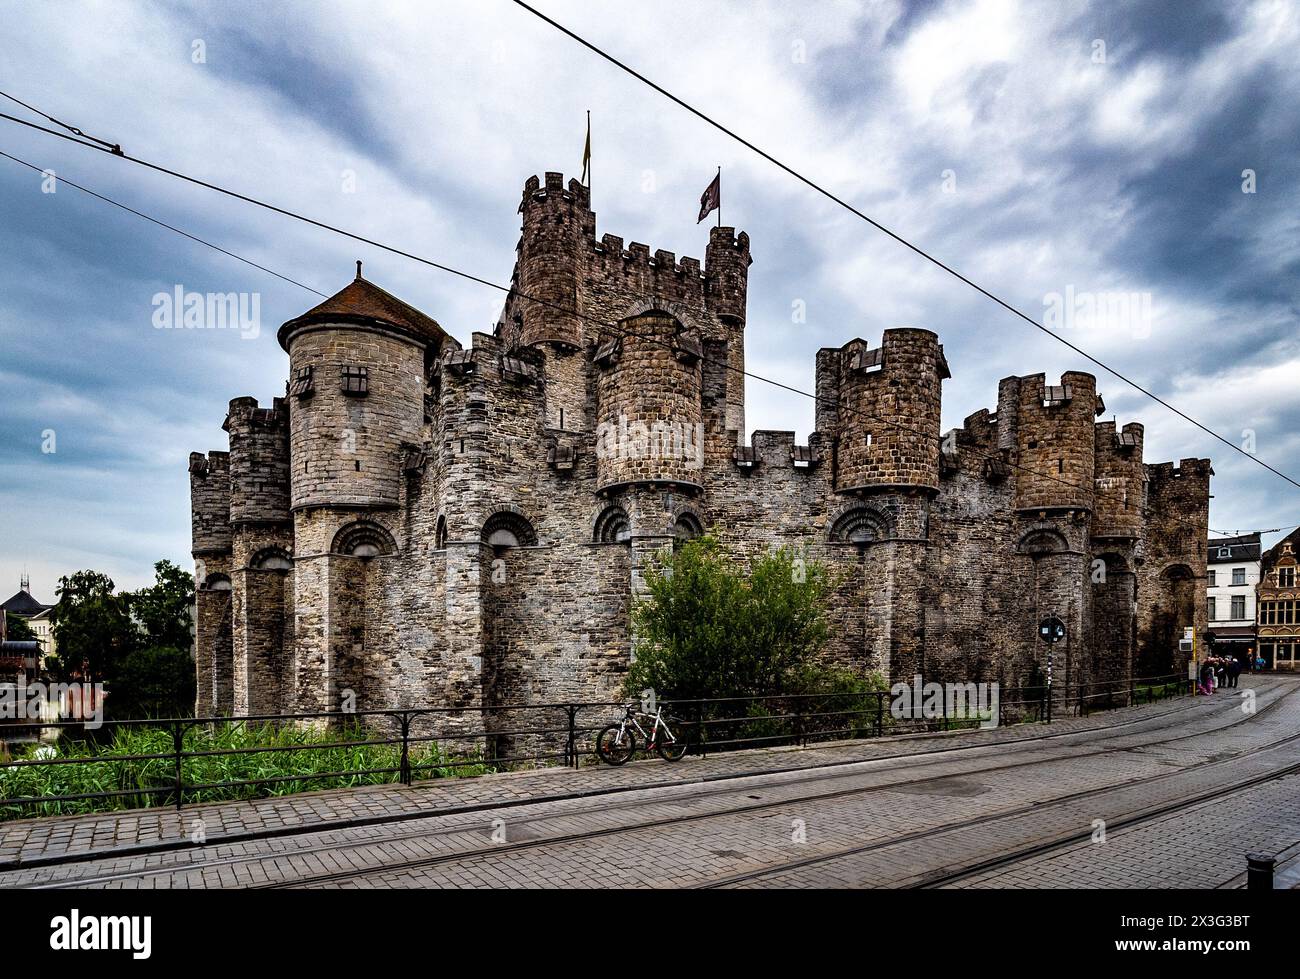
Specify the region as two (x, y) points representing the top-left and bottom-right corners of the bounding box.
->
(2, 676), (1297, 889)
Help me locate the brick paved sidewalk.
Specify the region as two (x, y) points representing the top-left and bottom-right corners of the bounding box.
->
(0, 679), (1280, 870)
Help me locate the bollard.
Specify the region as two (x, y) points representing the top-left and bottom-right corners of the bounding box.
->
(1246, 852), (1275, 890)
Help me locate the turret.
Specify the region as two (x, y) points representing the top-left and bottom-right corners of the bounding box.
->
(1092, 421), (1145, 539)
(189, 450), (231, 557)
(223, 397), (290, 524)
(704, 226), (750, 326)
(516, 173), (591, 350)
(278, 267), (450, 511)
(1007, 371), (1101, 513)
(594, 310), (704, 492)
(819, 328), (949, 495)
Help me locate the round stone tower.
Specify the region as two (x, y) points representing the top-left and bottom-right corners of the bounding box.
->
(1092, 421), (1145, 539)
(223, 396), (290, 525)
(832, 328), (948, 495)
(278, 267), (450, 511)
(516, 172), (590, 350)
(594, 310), (704, 493)
(1010, 370), (1099, 514)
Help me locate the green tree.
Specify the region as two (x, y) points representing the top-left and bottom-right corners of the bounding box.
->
(625, 537), (850, 700)
(109, 645), (197, 719)
(125, 560), (195, 650)
(4, 615), (38, 642)
(48, 570), (135, 682)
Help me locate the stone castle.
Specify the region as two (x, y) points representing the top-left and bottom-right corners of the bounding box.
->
(189, 171), (1210, 717)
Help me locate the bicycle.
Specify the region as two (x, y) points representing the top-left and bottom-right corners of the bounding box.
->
(595, 703), (689, 765)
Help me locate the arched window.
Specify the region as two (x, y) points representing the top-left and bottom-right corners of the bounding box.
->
(435, 515), (448, 550)
(250, 547), (293, 571)
(594, 505), (631, 544)
(1016, 527), (1070, 557)
(830, 507), (888, 545)
(672, 512), (703, 546)
(331, 521), (397, 558)
(201, 573), (232, 591)
(482, 510), (537, 549)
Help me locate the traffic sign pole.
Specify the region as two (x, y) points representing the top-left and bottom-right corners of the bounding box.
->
(1038, 616), (1067, 724)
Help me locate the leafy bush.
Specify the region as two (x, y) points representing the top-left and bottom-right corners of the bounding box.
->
(625, 538), (886, 750)
(627, 537), (840, 699)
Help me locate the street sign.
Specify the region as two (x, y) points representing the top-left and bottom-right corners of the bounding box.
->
(1038, 616), (1066, 644)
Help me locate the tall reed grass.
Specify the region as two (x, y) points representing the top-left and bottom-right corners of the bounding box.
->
(0, 720), (490, 821)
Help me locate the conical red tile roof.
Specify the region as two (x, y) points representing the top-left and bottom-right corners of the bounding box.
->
(278, 267), (451, 352)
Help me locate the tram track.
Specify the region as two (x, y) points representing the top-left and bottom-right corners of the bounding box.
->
(914, 760), (1300, 889)
(72, 686), (1293, 890)
(703, 733), (1300, 889)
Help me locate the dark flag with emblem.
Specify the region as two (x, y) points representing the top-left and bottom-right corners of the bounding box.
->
(697, 167), (720, 224)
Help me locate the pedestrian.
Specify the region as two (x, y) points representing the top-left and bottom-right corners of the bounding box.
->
(1227, 655), (1241, 689)
(1199, 661), (1214, 696)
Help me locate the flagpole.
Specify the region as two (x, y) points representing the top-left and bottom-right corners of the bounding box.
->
(716, 166), (721, 228)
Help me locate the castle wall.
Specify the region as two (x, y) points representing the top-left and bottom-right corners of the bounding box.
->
(188, 171), (1214, 727)
(1137, 459), (1212, 675)
(194, 583), (232, 716)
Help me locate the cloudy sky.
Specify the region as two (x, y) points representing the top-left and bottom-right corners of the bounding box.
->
(1, 0), (1298, 598)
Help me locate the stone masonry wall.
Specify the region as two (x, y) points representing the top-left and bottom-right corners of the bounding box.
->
(190, 170), (1214, 722)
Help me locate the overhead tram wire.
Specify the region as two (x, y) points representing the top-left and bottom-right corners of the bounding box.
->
(507, 0), (1300, 497)
(0, 89), (124, 155)
(0, 149), (326, 298)
(0, 129), (1219, 524)
(1210, 525), (1299, 538)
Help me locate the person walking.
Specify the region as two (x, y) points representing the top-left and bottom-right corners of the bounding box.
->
(1199, 660), (1215, 696)
(1227, 654), (1241, 689)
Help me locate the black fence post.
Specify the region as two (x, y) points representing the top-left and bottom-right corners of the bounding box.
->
(696, 701), (707, 758)
(875, 693), (883, 738)
(565, 704), (579, 769)
(172, 720), (185, 811)
(398, 712), (412, 786)
(1246, 853), (1275, 890)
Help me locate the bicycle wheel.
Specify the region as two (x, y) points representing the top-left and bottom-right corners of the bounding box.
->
(596, 724), (636, 765)
(655, 721), (689, 761)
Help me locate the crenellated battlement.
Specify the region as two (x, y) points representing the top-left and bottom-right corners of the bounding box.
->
(189, 450), (232, 556)
(512, 172), (750, 338)
(817, 328), (947, 495)
(223, 396), (290, 525)
(1147, 458), (1214, 485)
(224, 395), (287, 430)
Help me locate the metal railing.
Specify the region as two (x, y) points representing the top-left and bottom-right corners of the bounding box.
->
(0, 672), (1189, 819)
